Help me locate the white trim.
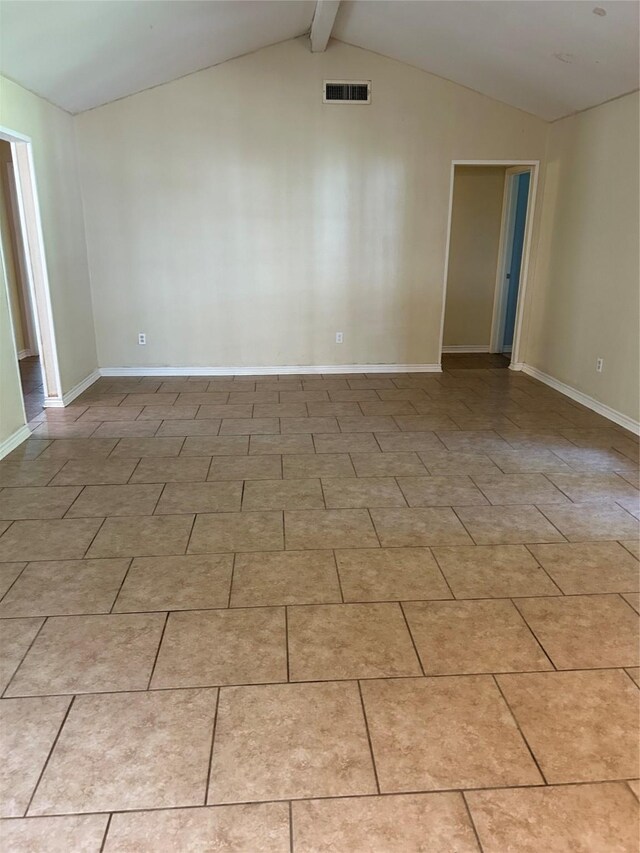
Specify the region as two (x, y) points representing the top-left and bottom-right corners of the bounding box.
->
(17, 348), (34, 360)
(99, 363), (443, 377)
(0, 425), (31, 460)
(442, 345), (490, 353)
(522, 364), (640, 435)
(439, 160), (540, 367)
(44, 369), (100, 408)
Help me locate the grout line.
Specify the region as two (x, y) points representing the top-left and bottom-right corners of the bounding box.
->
(98, 813), (112, 853)
(146, 611), (170, 689)
(24, 694), (75, 816)
(357, 680), (381, 795)
(461, 791), (486, 853)
(288, 800), (294, 853)
(399, 601), (426, 677)
(109, 557), (134, 614)
(508, 597), (558, 671)
(284, 606), (290, 682)
(492, 674), (548, 786)
(204, 687), (221, 806)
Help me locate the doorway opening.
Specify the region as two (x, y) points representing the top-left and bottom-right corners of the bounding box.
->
(439, 160), (539, 370)
(0, 127), (62, 422)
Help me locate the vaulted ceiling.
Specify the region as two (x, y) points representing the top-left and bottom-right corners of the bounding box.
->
(1, 0), (638, 119)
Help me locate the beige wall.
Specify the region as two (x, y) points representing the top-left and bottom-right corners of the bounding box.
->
(443, 166), (506, 348)
(0, 139), (28, 354)
(525, 91), (639, 423)
(0, 75), (97, 392)
(76, 38), (547, 370)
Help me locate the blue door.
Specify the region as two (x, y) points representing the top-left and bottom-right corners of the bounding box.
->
(502, 171), (530, 351)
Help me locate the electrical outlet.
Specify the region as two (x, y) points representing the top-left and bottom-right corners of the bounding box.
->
(138, 333), (147, 345)
(335, 332), (344, 344)
(596, 357), (603, 373)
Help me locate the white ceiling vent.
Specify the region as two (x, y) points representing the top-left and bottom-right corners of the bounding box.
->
(323, 80), (371, 104)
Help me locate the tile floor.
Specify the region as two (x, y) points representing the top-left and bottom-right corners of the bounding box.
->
(0, 366), (638, 851)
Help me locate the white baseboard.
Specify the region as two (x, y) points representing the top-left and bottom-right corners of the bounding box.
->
(0, 424), (31, 460)
(522, 364), (640, 435)
(44, 369), (101, 408)
(99, 363), (443, 377)
(441, 346), (490, 353)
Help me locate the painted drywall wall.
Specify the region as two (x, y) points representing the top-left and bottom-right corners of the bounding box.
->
(0, 140), (27, 353)
(443, 165), (505, 348)
(0, 76), (97, 393)
(525, 91), (640, 423)
(0, 251), (26, 449)
(75, 37), (547, 369)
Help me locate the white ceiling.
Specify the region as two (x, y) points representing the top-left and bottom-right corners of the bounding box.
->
(0, 1), (638, 119)
(334, 1), (640, 121)
(0, 1), (316, 114)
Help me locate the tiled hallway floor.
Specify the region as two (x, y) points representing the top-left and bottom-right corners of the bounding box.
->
(0, 368), (638, 851)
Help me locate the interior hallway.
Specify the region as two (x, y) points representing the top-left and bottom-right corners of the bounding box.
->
(0, 366), (638, 850)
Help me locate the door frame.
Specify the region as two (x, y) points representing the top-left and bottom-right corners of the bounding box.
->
(438, 159), (540, 369)
(0, 125), (63, 406)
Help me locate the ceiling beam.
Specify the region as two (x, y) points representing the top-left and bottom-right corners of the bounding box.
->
(310, 1), (340, 52)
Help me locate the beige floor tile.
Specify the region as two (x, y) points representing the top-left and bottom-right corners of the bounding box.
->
(104, 803), (290, 852)
(242, 478), (324, 510)
(0, 486), (81, 519)
(527, 541), (639, 594)
(398, 475), (488, 507)
(359, 401), (419, 416)
(285, 509), (378, 549)
(227, 391), (279, 405)
(111, 437), (184, 457)
(418, 451), (500, 475)
(131, 456), (211, 483)
(322, 477), (406, 509)
(230, 550), (341, 607)
(0, 814), (109, 852)
(466, 782), (640, 853)
(77, 406), (143, 422)
(155, 481), (242, 514)
(87, 515), (193, 558)
(394, 415), (458, 431)
(38, 438), (118, 460)
(7, 613), (165, 696)
(30, 688), (217, 815)
(0, 560), (26, 597)
(280, 390), (329, 403)
(151, 607), (286, 688)
(254, 403), (307, 418)
(0, 518), (103, 561)
(189, 511), (283, 553)
(181, 436), (249, 456)
(137, 405), (199, 421)
(0, 459), (63, 488)
(546, 472), (640, 502)
(327, 390), (377, 402)
(432, 545), (560, 598)
(312, 434), (380, 454)
(208, 681), (376, 803)
(208, 454), (282, 480)
(0, 617), (44, 693)
(623, 592), (640, 613)
(121, 393), (178, 407)
(487, 448), (572, 473)
(403, 599), (551, 675)
(176, 392), (231, 406)
(283, 454), (355, 479)
(114, 554), (232, 612)
(350, 452), (427, 477)
(472, 473), (569, 505)
(250, 434), (314, 455)
(66, 484), (163, 517)
(281, 417), (339, 434)
(49, 459), (138, 486)
(540, 501), (640, 542)
(454, 506), (565, 545)
(196, 404), (253, 419)
(0, 559), (130, 617)
(1, 696), (71, 817)
(292, 792), (479, 853)
(515, 594), (639, 668)
(370, 507), (472, 546)
(306, 401), (362, 417)
(288, 602), (421, 681)
(497, 670), (639, 783)
(375, 432), (444, 453)
(338, 417), (399, 433)
(436, 431), (511, 453)
(220, 418), (280, 435)
(361, 675), (542, 792)
(31, 423), (100, 439)
(336, 547), (451, 601)
(91, 421), (163, 438)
